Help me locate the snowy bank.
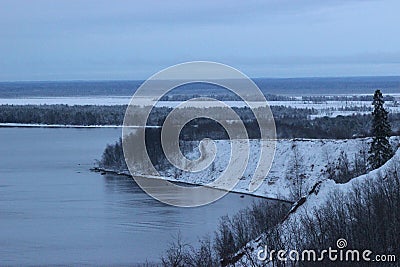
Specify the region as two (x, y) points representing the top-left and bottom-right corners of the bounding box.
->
(159, 138), (398, 201)
(96, 137), (399, 203)
(230, 145), (400, 266)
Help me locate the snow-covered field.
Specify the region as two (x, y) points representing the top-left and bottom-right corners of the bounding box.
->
(0, 96), (132, 106)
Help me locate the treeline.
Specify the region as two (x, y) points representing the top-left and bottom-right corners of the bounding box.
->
(301, 94), (396, 102)
(0, 104), (312, 126)
(277, 115), (371, 139)
(1, 104), (399, 139)
(0, 104), (126, 125)
(0, 104), (314, 126)
(98, 138), (127, 171)
(177, 113), (400, 140)
(278, 113), (400, 139)
(160, 93), (297, 101)
(97, 131), (195, 174)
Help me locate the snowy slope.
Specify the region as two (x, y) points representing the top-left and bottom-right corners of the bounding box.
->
(230, 146), (400, 266)
(149, 137), (400, 201)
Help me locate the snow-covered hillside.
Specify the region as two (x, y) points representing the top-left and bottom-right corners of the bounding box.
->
(154, 137), (400, 202)
(230, 145), (400, 266)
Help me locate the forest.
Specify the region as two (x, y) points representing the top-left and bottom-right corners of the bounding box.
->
(1, 104), (399, 139)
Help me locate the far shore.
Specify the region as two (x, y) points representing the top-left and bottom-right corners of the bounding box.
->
(0, 123), (122, 128)
(0, 123), (164, 128)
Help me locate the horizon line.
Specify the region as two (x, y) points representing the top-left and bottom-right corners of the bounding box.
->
(1, 75), (400, 83)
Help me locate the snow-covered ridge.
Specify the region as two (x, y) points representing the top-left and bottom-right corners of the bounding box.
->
(123, 137), (399, 202)
(167, 138), (398, 200)
(231, 144), (400, 266)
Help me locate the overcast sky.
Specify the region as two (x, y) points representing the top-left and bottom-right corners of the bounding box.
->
(1, 0), (400, 81)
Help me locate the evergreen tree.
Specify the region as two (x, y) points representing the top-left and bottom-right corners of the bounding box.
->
(368, 90), (393, 169)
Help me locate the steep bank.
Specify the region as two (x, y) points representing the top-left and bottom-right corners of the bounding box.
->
(230, 146), (400, 266)
(96, 137), (399, 202)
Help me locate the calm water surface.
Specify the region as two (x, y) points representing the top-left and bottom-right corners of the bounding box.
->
(0, 127), (263, 265)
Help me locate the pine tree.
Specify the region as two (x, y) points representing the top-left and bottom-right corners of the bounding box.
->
(368, 90), (393, 169)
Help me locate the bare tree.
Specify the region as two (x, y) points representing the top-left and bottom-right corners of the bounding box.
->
(161, 233), (190, 267)
(286, 142), (306, 201)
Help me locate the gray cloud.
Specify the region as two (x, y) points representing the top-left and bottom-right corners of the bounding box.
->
(0, 0), (399, 80)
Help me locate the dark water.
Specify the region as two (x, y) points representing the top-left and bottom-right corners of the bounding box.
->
(0, 76), (399, 97)
(0, 127), (261, 265)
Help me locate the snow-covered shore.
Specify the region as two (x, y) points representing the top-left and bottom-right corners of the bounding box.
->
(94, 137), (399, 202)
(90, 166), (294, 203)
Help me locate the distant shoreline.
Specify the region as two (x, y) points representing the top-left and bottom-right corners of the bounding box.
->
(1, 77), (400, 98)
(0, 123), (122, 128)
(1, 95), (399, 106)
(0, 123), (164, 129)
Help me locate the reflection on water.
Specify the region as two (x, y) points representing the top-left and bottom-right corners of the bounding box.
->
(102, 173), (256, 232)
(103, 174), (145, 194)
(0, 127), (268, 265)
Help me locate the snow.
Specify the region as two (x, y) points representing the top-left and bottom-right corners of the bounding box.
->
(126, 137), (400, 203)
(0, 96), (132, 106)
(288, 146), (399, 220)
(230, 142), (400, 266)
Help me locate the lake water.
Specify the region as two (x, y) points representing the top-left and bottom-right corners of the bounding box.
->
(0, 127), (263, 265)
